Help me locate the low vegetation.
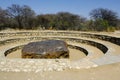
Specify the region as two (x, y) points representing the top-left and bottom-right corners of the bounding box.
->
(0, 4), (120, 31)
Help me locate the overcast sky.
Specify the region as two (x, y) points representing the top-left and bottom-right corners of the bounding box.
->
(0, 0), (120, 18)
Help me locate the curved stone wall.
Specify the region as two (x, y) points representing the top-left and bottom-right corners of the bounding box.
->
(0, 30), (120, 72)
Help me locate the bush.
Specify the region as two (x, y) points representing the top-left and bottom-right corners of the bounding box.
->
(107, 27), (115, 32)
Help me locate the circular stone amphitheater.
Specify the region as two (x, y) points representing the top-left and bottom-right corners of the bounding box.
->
(0, 30), (120, 72)
(0, 30), (120, 79)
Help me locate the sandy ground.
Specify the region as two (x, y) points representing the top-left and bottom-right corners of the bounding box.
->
(4, 48), (120, 80)
(0, 62), (120, 80)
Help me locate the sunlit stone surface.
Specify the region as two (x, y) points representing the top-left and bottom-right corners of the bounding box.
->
(22, 40), (69, 59)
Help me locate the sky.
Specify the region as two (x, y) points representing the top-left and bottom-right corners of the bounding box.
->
(0, 0), (120, 18)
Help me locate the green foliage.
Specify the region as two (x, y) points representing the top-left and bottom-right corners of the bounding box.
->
(90, 8), (119, 27)
(0, 4), (119, 31)
(107, 26), (115, 32)
(36, 12), (85, 30)
(94, 19), (109, 31)
(6, 4), (35, 29)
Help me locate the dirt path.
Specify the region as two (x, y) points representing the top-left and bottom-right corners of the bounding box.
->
(0, 62), (120, 80)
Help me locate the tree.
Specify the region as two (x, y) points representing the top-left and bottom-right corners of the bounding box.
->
(90, 8), (118, 27)
(21, 5), (36, 29)
(36, 14), (52, 29)
(6, 4), (23, 29)
(55, 12), (85, 30)
(6, 4), (36, 29)
(36, 12), (86, 30)
(94, 19), (109, 31)
(0, 7), (8, 30)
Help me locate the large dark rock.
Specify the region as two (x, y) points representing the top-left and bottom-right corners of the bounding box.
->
(22, 40), (69, 59)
